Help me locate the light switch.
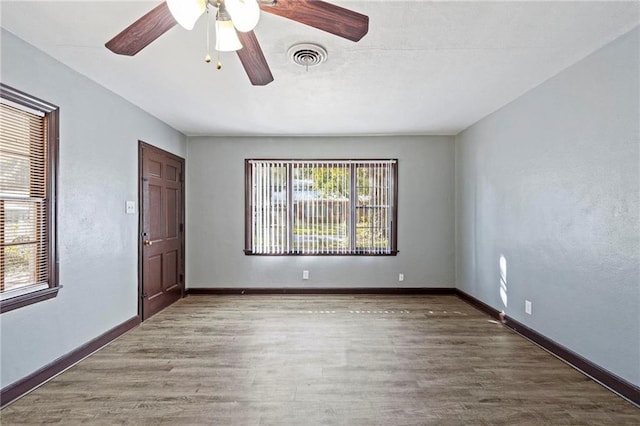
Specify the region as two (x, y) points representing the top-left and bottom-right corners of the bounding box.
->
(125, 201), (136, 215)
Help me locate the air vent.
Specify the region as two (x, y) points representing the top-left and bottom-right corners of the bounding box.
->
(288, 43), (328, 68)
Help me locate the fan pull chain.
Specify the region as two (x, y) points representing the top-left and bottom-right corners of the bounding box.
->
(204, 9), (211, 63)
(215, 7), (222, 70)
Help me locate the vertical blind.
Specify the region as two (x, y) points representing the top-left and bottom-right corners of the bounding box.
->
(0, 102), (48, 294)
(246, 159), (397, 255)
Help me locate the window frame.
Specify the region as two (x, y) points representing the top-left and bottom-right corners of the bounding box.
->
(244, 159), (398, 256)
(1, 83), (59, 314)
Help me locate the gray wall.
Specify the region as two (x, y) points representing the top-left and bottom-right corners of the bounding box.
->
(187, 136), (454, 288)
(455, 27), (640, 386)
(0, 30), (187, 389)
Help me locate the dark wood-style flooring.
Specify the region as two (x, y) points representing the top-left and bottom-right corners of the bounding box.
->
(2, 295), (638, 424)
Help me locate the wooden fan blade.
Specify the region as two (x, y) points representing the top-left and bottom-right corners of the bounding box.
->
(236, 31), (274, 86)
(260, 0), (368, 42)
(106, 2), (177, 56)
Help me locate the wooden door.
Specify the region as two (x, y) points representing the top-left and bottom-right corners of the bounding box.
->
(139, 142), (184, 320)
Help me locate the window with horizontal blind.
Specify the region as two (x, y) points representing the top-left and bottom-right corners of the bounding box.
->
(245, 159), (398, 255)
(1, 84), (59, 313)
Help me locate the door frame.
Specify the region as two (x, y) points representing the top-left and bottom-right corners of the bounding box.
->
(138, 141), (186, 320)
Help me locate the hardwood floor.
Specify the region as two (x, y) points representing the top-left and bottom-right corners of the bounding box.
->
(2, 295), (638, 425)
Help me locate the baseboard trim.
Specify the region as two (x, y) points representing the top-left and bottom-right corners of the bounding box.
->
(455, 289), (639, 407)
(186, 287), (456, 295)
(454, 289), (503, 321)
(0, 315), (141, 408)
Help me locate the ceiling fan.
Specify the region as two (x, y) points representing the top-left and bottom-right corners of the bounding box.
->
(105, 0), (369, 86)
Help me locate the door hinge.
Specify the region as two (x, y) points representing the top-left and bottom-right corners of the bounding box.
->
(141, 292), (148, 299)
(179, 274), (184, 283)
(142, 177), (149, 182)
(179, 223), (184, 232)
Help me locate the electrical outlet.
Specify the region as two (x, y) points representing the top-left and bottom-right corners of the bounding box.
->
(399, 273), (404, 282)
(525, 300), (532, 315)
(302, 270), (309, 280)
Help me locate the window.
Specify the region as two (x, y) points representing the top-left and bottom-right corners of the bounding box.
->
(1, 84), (59, 313)
(245, 159), (398, 255)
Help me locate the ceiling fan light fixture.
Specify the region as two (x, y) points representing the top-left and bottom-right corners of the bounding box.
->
(225, 0), (261, 32)
(106, 0), (369, 86)
(167, 0), (207, 30)
(215, 19), (243, 52)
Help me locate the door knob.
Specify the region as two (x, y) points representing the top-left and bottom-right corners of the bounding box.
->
(144, 240), (153, 246)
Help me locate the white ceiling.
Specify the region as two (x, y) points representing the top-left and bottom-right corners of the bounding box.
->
(1, 1), (639, 136)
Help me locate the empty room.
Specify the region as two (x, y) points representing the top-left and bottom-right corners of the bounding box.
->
(0, 0), (638, 424)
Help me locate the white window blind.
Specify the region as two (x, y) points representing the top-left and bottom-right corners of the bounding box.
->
(246, 159), (397, 255)
(0, 102), (49, 296)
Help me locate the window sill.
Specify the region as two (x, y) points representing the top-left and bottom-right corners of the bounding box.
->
(244, 250), (399, 256)
(0, 286), (60, 314)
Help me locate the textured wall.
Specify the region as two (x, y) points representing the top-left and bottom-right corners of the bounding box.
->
(455, 27), (640, 385)
(187, 136), (455, 289)
(0, 30), (187, 389)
